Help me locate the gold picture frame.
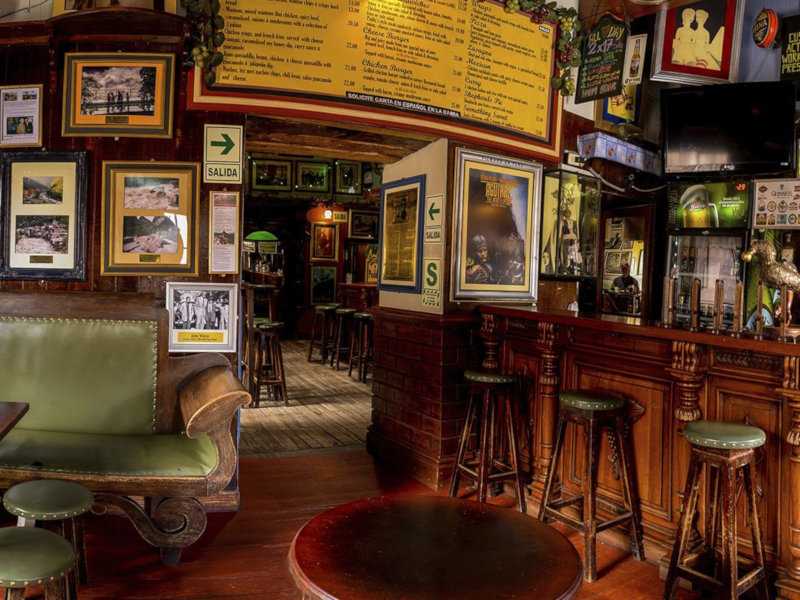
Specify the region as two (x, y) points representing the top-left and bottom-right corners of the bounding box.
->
(310, 222), (338, 262)
(101, 161), (199, 276)
(62, 52), (175, 138)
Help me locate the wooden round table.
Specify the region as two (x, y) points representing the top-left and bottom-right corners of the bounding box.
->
(289, 495), (581, 600)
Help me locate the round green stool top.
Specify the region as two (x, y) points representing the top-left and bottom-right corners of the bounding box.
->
(0, 527), (75, 588)
(560, 391), (625, 412)
(353, 312), (373, 320)
(683, 420), (766, 450)
(257, 321), (284, 331)
(464, 370), (515, 385)
(253, 316), (272, 326)
(3, 479), (93, 521)
(315, 304), (339, 312)
(336, 308), (357, 315)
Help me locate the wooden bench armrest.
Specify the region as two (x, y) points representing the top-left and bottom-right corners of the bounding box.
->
(179, 366), (251, 438)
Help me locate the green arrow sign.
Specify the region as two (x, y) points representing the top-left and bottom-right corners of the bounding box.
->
(211, 133), (235, 155)
(428, 202), (440, 221)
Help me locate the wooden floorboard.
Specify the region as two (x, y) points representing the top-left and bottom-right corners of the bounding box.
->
(239, 340), (372, 456)
(75, 449), (699, 599)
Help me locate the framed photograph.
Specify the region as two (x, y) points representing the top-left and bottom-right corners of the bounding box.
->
(101, 161), (199, 276)
(594, 84), (640, 133)
(336, 161), (362, 194)
(166, 282), (237, 353)
(62, 52), (175, 138)
(311, 222), (338, 261)
(379, 175), (426, 293)
(296, 161), (330, 193)
(365, 244), (378, 284)
(451, 148), (542, 302)
(604, 249), (632, 275)
(251, 159), (292, 191)
(209, 190), (240, 274)
(651, 0), (744, 84)
(0, 85), (42, 148)
(0, 151), (87, 280)
(348, 209), (379, 240)
(310, 265), (337, 304)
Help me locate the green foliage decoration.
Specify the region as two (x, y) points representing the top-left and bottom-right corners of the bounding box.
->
(181, 0), (225, 87)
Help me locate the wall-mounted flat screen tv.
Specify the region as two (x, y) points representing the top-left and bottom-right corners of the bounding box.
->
(663, 82), (796, 175)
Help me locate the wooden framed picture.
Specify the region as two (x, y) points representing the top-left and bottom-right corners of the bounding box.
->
(62, 52), (175, 138)
(0, 85), (42, 148)
(251, 159), (292, 191)
(310, 265), (337, 304)
(209, 190), (240, 275)
(594, 84), (640, 133)
(348, 209), (379, 240)
(311, 222), (338, 262)
(296, 161), (330, 193)
(336, 161), (362, 194)
(101, 161), (199, 276)
(379, 175), (426, 293)
(451, 148), (542, 302)
(0, 151), (87, 280)
(166, 282), (238, 353)
(651, 0), (744, 84)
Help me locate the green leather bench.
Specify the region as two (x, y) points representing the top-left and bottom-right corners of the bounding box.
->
(0, 292), (252, 564)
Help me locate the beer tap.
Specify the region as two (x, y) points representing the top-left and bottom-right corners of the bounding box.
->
(754, 279), (765, 340)
(663, 276), (676, 328)
(711, 279), (724, 335)
(689, 278), (701, 332)
(731, 281), (744, 338)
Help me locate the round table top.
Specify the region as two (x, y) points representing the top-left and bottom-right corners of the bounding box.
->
(289, 495), (582, 600)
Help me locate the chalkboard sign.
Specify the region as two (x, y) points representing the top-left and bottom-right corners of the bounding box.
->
(781, 14), (800, 80)
(575, 14), (628, 104)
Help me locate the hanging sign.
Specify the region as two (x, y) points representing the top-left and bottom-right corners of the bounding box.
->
(575, 14), (628, 104)
(781, 15), (800, 79)
(622, 34), (647, 86)
(753, 9), (779, 48)
(203, 124), (243, 184)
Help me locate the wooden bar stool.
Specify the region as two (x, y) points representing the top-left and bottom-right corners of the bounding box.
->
(330, 308), (356, 370)
(663, 421), (770, 600)
(307, 304), (339, 364)
(348, 312), (374, 383)
(4, 479), (93, 589)
(449, 370), (526, 513)
(0, 527), (76, 599)
(241, 282), (275, 401)
(254, 321), (288, 406)
(539, 391), (645, 582)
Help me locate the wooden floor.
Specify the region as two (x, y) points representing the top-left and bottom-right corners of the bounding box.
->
(76, 449), (698, 600)
(239, 340), (372, 456)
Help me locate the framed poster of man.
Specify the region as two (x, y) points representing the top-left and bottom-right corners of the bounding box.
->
(451, 149), (542, 302)
(651, 0), (744, 84)
(378, 175), (426, 293)
(311, 222), (337, 261)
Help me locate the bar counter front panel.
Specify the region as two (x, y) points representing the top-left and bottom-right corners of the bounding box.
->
(479, 305), (799, 597)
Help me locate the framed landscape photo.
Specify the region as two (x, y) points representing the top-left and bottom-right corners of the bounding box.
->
(348, 209), (379, 240)
(451, 148), (542, 302)
(0, 85), (42, 148)
(251, 159), (292, 191)
(0, 151), (87, 280)
(336, 161), (362, 194)
(379, 175), (426, 293)
(311, 222), (338, 261)
(651, 0), (744, 84)
(310, 265), (337, 304)
(101, 161), (199, 276)
(166, 282), (237, 353)
(62, 52), (175, 138)
(296, 161), (330, 193)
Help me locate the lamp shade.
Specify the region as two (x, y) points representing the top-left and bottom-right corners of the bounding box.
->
(245, 230), (279, 242)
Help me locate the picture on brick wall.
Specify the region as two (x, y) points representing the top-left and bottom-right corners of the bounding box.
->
(0, 151), (88, 280)
(452, 148), (542, 302)
(101, 161), (199, 276)
(62, 53), (175, 138)
(166, 282), (238, 353)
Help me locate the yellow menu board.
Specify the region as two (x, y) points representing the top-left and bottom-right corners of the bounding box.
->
(217, 0), (555, 141)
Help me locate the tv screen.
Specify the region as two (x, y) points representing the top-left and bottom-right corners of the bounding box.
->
(663, 82), (796, 175)
(667, 180), (750, 230)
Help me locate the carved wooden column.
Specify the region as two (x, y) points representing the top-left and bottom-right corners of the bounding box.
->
(533, 322), (560, 490)
(777, 357), (800, 600)
(666, 341), (706, 423)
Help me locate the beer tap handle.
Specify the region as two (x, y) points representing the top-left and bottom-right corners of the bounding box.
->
(689, 278), (701, 332)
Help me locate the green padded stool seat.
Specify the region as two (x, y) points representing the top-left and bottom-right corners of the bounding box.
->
(463, 370), (515, 385)
(253, 316), (272, 327)
(315, 304), (339, 312)
(560, 391), (625, 412)
(336, 308), (357, 315)
(683, 420), (766, 450)
(353, 311), (373, 319)
(4, 480), (93, 522)
(0, 527), (75, 595)
(256, 320), (283, 331)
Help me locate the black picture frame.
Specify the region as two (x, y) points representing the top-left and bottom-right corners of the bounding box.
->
(0, 151), (88, 280)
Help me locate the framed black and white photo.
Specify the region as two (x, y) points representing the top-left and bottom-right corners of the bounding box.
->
(166, 282), (238, 353)
(0, 151), (88, 280)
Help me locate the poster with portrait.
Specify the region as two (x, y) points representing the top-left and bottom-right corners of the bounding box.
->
(651, 0), (743, 84)
(452, 149), (542, 302)
(379, 175), (425, 293)
(311, 223), (338, 261)
(166, 282), (237, 353)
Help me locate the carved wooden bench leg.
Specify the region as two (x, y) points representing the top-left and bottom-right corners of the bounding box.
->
(94, 494), (208, 566)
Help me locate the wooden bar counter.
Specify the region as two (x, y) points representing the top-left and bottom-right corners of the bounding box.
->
(478, 304), (800, 599)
